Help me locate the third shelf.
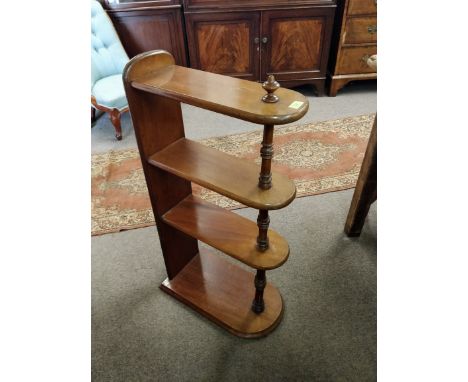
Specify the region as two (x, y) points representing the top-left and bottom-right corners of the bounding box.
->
(162, 195), (289, 270)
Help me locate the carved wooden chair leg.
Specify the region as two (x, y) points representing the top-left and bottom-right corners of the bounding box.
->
(344, 117), (377, 236)
(109, 109), (123, 140)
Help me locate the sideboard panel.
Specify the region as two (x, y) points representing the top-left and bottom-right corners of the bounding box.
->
(261, 8), (334, 82)
(109, 8), (188, 66)
(185, 12), (260, 80)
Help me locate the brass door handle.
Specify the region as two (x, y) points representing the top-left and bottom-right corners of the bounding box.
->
(262, 37), (268, 44)
(367, 25), (377, 34)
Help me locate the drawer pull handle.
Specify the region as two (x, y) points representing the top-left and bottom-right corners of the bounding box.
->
(367, 25), (377, 34)
(361, 54), (377, 70)
(254, 37), (259, 44)
(262, 37), (268, 44)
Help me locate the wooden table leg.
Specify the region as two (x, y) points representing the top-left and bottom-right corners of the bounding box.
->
(344, 117), (377, 237)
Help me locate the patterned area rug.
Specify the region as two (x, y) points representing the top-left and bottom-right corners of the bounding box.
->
(92, 114), (375, 235)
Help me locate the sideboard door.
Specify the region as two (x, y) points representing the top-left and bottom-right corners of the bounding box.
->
(260, 8), (334, 83)
(110, 8), (188, 66)
(185, 12), (260, 80)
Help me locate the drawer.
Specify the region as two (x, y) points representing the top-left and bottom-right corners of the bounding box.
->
(348, 0), (377, 15)
(335, 46), (377, 75)
(344, 16), (377, 44)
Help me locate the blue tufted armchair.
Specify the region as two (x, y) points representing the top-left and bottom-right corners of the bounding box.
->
(91, 0), (129, 140)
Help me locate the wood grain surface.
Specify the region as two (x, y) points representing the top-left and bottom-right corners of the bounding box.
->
(345, 116), (376, 236)
(130, 59), (309, 125)
(123, 51), (200, 279)
(328, 0), (376, 96)
(335, 45), (377, 75)
(109, 8), (187, 65)
(343, 16), (377, 45)
(347, 0), (376, 15)
(185, 11), (260, 80)
(148, 138), (297, 210)
(196, 21), (251, 74)
(183, 0), (336, 10)
(160, 249), (284, 338)
(269, 18), (323, 72)
(163, 195), (290, 270)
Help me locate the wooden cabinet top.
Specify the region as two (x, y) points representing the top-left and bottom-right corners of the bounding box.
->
(183, 0), (335, 10)
(128, 51), (309, 125)
(100, 0), (181, 11)
(101, 0), (335, 11)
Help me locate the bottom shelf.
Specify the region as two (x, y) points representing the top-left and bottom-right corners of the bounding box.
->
(160, 249), (284, 338)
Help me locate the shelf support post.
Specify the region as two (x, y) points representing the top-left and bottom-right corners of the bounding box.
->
(256, 209), (270, 251)
(252, 269), (266, 314)
(258, 124), (274, 190)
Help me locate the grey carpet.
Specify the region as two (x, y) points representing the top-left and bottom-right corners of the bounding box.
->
(92, 81), (377, 381)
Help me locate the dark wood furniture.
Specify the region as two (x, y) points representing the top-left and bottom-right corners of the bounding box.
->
(184, 0), (336, 95)
(328, 0), (377, 96)
(123, 50), (308, 337)
(99, 1), (336, 95)
(99, 0), (188, 65)
(344, 116), (376, 235)
(344, 55), (376, 236)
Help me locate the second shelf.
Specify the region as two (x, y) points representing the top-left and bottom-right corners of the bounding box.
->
(162, 195), (289, 270)
(149, 138), (296, 210)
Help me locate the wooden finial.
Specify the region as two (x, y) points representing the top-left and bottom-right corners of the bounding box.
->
(262, 75), (280, 103)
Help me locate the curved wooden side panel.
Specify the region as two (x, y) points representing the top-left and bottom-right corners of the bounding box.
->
(123, 49), (175, 84)
(123, 50), (199, 280)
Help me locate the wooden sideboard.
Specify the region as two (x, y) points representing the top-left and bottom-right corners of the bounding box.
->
(100, 0), (188, 66)
(328, 0), (377, 96)
(100, 0), (336, 95)
(183, 0), (336, 95)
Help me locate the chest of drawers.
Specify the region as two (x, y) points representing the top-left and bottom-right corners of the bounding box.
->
(328, 0), (377, 96)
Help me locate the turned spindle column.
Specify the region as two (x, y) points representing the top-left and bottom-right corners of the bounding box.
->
(252, 270), (266, 314)
(254, 210), (269, 312)
(252, 75), (282, 313)
(256, 209), (270, 251)
(258, 124), (274, 190)
(256, 125), (273, 251)
(258, 75), (279, 191)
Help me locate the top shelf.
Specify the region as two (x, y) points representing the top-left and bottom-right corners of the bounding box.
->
(130, 64), (309, 126)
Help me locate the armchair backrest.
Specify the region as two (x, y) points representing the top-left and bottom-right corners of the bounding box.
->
(91, 0), (129, 88)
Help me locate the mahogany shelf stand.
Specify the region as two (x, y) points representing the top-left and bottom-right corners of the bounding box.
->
(123, 50), (309, 338)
